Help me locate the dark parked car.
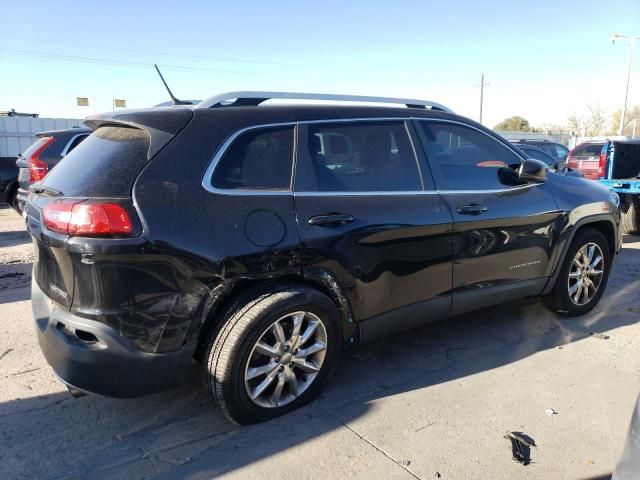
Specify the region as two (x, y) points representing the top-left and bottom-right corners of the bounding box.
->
(14, 127), (91, 213)
(0, 157), (18, 208)
(596, 139), (640, 234)
(26, 92), (621, 424)
(510, 139), (569, 168)
(566, 142), (606, 180)
(513, 144), (583, 177)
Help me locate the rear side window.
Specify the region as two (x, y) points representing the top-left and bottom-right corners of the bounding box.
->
(554, 144), (569, 158)
(522, 147), (555, 167)
(42, 126), (150, 197)
(211, 126), (294, 190)
(296, 121), (422, 192)
(65, 134), (88, 154)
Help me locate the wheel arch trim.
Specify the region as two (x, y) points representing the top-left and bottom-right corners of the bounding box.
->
(542, 213), (619, 295)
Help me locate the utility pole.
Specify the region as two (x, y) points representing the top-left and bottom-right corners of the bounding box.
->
(610, 34), (640, 135)
(478, 73), (490, 124)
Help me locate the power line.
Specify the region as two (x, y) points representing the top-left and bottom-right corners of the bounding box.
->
(0, 33), (399, 75)
(0, 47), (437, 84)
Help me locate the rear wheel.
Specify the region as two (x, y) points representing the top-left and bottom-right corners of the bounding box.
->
(621, 204), (640, 235)
(203, 285), (341, 424)
(6, 184), (18, 211)
(542, 228), (611, 316)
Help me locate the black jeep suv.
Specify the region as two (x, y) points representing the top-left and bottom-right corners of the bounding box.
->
(26, 92), (621, 424)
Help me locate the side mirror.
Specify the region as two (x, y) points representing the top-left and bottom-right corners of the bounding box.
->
(518, 158), (548, 183)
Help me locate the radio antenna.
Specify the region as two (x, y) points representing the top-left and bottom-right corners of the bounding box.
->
(154, 64), (192, 106)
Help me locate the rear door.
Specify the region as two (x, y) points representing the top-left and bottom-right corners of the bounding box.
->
(293, 119), (453, 342)
(413, 119), (561, 315)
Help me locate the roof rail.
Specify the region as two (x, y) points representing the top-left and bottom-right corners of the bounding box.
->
(195, 91), (453, 112)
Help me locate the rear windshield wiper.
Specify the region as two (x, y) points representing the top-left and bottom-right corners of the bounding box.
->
(29, 184), (63, 197)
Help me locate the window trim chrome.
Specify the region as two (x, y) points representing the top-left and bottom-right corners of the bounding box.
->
(201, 122), (297, 196)
(201, 116), (533, 197)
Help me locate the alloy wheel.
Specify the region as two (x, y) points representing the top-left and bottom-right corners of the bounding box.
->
(244, 311), (327, 408)
(567, 242), (604, 306)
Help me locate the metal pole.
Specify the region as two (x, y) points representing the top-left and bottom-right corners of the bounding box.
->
(619, 41), (634, 135)
(479, 73), (484, 124)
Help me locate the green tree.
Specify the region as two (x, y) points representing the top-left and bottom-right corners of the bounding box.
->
(494, 116), (532, 132)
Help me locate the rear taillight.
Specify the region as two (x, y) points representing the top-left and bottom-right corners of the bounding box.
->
(598, 151), (607, 178)
(28, 137), (55, 182)
(42, 200), (134, 236)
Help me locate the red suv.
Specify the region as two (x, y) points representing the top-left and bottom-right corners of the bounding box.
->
(566, 142), (606, 180)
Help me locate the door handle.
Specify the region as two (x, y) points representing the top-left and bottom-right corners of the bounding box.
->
(307, 214), (355, 227)
(457, 204), (488, 215)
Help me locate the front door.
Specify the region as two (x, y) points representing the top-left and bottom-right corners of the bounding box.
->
(413, 119), (561, 315)
(293, 119), (453, 342)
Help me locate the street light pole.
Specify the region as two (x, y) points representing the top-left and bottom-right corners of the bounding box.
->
(478, 73), (490, 124)
(610, 34), (640, 136)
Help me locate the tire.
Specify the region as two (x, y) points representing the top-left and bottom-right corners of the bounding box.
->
(621, 204), (640, 235)
(542, 227), (611, 316)
(203, 285), (341, 424)
(5, 184), (18, 211)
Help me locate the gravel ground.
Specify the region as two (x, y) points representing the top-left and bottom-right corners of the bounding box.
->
(0, 203), (639, 480)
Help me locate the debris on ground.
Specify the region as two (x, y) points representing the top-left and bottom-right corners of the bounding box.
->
(0, 348), (13, 361)
(435, 472), (441, 478)
(504, 431), (536, 465)
(590, 332), (610, 340)
(545, 408), (558, 416)
(399, 459), (411, 466)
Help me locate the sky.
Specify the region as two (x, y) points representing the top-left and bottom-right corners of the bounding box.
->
(1, 0), (639, 129)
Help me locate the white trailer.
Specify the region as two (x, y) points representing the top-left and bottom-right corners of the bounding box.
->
(0, 116), (83, 158)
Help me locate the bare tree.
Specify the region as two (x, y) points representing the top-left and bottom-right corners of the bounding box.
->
(567, 113), (582, 136)
(584, 104), (607, 136)
(567, 104), (609, 137)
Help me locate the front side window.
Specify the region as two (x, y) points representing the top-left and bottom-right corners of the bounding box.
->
(212, 126), (294, 190)
(296, 121), (422, 192)
(416, 121), (523, 191)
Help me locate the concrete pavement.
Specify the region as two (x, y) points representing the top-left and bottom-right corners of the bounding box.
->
(1, 204), (639, 479)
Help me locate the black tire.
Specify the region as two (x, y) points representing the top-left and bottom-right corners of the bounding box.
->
(542, 227), (611, 316)
(621, 204), (640, 235)
(6, 184), (18, 211)
(203, 284), (341, 425)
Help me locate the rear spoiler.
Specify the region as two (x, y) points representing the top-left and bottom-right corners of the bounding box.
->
(84, 108), (193, 159)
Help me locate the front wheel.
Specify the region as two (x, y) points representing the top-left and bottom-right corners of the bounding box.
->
(542, 228), (611, 316)
(203, 285), (341, 424)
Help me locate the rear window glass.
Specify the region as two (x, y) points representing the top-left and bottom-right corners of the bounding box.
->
(573, 143), (604, 156)
(42, 126), (150, 197)
(212, 126), (294, 190)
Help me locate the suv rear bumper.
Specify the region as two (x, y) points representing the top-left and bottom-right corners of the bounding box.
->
(32, 279), (194, 398)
